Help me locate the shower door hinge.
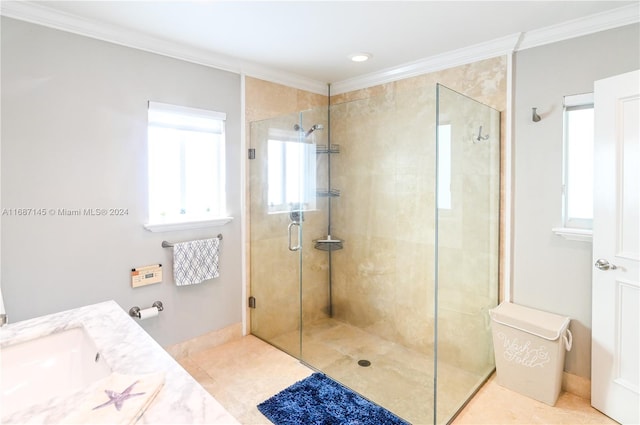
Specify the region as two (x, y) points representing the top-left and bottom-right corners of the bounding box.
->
(248, 296), (256, 309)
(248, 148), (256, 160)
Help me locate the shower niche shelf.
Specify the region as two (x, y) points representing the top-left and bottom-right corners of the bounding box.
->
(316, 144), (340, 154)
(314, 235), (344, 251)
(316, 144), (340, 197)
(315, 139), (342, 250)
(317, 189), (341, 197)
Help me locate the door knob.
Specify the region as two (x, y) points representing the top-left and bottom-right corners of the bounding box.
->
(594, 258), (617, 271)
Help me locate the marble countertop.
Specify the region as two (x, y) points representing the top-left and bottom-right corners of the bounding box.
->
(0, 300), (240, 424)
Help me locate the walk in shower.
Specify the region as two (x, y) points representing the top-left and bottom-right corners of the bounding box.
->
(249, 84), (500, 424)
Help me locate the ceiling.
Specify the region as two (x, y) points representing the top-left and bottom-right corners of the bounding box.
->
(3, 1), (639, 90)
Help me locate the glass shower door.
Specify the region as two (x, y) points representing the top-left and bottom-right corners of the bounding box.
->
(435, 84), (500, 423)
(249, 113), (318, 357)
(248, 86), (501, 425)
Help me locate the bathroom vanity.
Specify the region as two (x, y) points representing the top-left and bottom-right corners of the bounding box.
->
(0, 300), (239, 424)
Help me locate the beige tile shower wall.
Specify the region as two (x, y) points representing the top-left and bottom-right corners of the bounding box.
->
(245, 78), (329, 341)
(329, 87), (438, 354)
(329, 57), (507, 370)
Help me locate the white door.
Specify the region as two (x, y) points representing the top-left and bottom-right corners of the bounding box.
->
(592, 69), (640, 425)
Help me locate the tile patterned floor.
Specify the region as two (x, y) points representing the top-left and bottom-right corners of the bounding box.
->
(268, 318), (488, 423)
(177, 336), (312, 424)
(453, 376), (617, 425)
(175, 334), (617, 425)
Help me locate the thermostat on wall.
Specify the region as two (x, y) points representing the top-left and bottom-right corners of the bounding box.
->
(131, 264), (162, 288)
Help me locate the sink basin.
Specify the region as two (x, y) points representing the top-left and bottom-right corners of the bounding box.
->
(1, 326), (112, 417)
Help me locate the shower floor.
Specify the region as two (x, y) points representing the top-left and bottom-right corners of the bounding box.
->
(268, 318), (489, 424)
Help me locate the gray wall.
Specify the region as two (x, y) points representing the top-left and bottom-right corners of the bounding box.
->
(1, 17), (243, 347)
(512, 23), (640, 378)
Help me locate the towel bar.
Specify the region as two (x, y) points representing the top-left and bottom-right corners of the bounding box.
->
(162, 234), (222, 248)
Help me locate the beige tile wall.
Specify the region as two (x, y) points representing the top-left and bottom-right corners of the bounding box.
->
(328, 58), (506, 373)
(245, 56), (507, 372)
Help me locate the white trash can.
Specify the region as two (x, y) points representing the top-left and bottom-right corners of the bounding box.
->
(489, 302), (572, 406)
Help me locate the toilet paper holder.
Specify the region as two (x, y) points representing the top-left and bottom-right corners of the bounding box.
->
(129, 301), (164, 318)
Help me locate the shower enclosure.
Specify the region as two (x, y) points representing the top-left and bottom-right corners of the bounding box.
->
(249, 84), (500, 424)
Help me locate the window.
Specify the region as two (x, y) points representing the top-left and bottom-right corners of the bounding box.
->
(267, 128), (316, 214)
(145, 101), (229, 231)
(554, 93), (594, 240)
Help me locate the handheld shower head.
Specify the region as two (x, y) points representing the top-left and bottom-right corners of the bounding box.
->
(305, 124), (324, 137)
(293, 123), (324, 138)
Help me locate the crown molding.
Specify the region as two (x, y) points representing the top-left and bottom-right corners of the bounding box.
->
(330, 4), (639, 95)
(331, 33), (522, 95)
(2, 1), (637, 96)
(0, 0), (328, 95)
(0, 1), (235, 72)
(239, 62), (328, 95)
(517, 3), (639, 51)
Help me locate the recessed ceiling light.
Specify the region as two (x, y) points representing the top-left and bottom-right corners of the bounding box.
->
(349, 53), (372, 62)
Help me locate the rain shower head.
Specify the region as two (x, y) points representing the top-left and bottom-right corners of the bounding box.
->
(294, 123), (324, 137)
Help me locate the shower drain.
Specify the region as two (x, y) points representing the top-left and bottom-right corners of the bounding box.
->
(357, 359), (371, 367)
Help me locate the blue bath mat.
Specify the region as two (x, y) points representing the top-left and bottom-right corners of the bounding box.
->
(257, 373), (410, 425)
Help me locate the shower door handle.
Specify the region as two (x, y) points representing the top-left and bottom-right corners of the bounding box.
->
(288, 222), (301, 251)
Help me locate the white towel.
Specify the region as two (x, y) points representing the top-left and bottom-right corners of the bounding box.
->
(173, 238), (220, 286)
(62, 372), (165, 425)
